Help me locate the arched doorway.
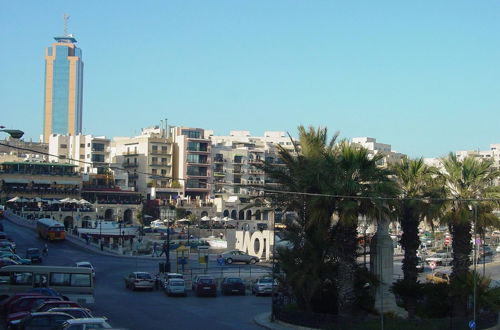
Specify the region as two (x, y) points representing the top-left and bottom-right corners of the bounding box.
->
(104, 209), (114, 220)
(201, 211), (208, 217)
(123, 209), (133, 224)
(223, 210), (229, 217)
(246, 210), (252, 220)
(231, 210), (237, 220)
(255, 210), (261, 220)
(63, 216), (74, 230)
(238, 210), (244, 220)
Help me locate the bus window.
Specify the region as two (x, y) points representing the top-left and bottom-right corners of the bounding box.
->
(12, 272), (33, 285)
(71, 274), (91, 287)
(50, 273), (71, 286)
(34, 273), (49, 287)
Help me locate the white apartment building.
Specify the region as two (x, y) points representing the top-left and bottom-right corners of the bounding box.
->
(351, 137), (405, 166)
(48, 134), (112, 173)
(113, 126), (177, 198)
(208, 131), (293, 197)
(456, 143), (500, 168)
(171, 127), (212, 200)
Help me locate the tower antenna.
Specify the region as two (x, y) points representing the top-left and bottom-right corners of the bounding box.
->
(64, 14), (70, 36)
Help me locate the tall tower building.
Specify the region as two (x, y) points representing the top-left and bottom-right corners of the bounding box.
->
(43, 18), (83, 143)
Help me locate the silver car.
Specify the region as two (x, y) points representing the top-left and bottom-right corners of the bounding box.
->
(165, 279), (186, 297)
(124, 272), (154, 291)
(221, 250), (259, 264)
(252, 277), (277, 296)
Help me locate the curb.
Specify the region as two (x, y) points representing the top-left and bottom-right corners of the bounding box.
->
(254, 313), (320, 330)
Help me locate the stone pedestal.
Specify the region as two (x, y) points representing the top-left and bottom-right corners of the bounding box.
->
(370, 216), (407, 317)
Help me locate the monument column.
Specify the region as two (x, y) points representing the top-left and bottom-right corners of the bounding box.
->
(370, 212), (407, 317)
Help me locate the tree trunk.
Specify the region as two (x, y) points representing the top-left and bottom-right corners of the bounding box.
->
(451, 221), (472, 316)
(400, 207), (420, 319)
(335, 222), (358, 315)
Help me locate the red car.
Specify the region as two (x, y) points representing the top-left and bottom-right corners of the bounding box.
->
(6, 296), (61, 318)
(7, 300), (80, 324)
(192, 275), (217, 297)
(0, 293), (43, 316)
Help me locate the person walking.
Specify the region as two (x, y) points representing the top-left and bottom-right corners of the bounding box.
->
(152, 242), (159, 257)
(159, 242), (167, 257)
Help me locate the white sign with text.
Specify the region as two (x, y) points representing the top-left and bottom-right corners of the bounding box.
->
(235, 230), (274, 260)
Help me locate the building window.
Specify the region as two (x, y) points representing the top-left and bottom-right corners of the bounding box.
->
(181, 130), (201, 139)
(60, 144), (67, 148)
(80, 144), (85, 148)
(152, 145), (158, 153)
(152, 169), (157, 175)
(91, 154), (105, 162)
(79, 155), (84, 159)
(92, 143), (105, 152)
(161, 169), (167, 175)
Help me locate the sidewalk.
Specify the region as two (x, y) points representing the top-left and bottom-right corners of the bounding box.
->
(254, 313), (318, 330)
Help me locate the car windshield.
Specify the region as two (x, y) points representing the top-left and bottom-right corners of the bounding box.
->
(199, 279), (214, 284)
(170, 281), (184, 286)
(136, 273), (152, 279)
(78, 264), (92, 268)
(227, 278), (242, 283)
(259, 278), (273, 283)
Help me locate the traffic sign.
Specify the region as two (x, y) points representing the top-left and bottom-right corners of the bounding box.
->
(444, 236), (451, 246)
(429, 261), (437, 270)
(469, 320), (476, 329)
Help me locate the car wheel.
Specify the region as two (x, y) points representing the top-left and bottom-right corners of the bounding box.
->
(249, 258), (257, 264)
(226, 258), (233, 264)
(132, 284), (136, 291)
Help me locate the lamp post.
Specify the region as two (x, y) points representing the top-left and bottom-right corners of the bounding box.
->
(165, 223), (171, 272)
(0, 127), (24, 139)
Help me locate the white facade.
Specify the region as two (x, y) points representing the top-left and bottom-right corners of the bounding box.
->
(48, 134), (111, 173)
(351, 137), (405, 166)
(112, 126), (175, 196)
(209, 131), (292, 197)
(456, 143), (500, 168)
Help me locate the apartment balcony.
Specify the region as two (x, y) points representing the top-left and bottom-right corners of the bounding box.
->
(214, 171), (225, 177)
(187, 161), (210, 166)
(248, 159), (263, 164)
(247, 180), (264, 185)
(247, 169), (264, 175)
(123, 151), (139, 156)
(150, 162), (171, 167)
(150, 150), (171, 155)
(122, 163), (139, 168)
(128, 173), (139, 179)
(213, 157), (226, 163)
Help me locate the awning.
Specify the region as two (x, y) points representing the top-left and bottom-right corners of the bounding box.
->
(33, 180), (53, 184)
(1, 178), (29, 183)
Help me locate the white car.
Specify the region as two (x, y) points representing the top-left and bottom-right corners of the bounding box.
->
(164, 278), (186, 297)
(75, 261), (96, 278)
(59, 317), (112, 329)
(425, 253), (452, 266)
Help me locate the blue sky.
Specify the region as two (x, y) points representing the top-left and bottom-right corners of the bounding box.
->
(1, 1), (499, 158)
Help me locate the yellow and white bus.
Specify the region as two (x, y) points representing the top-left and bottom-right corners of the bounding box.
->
(0, 265), (94, 304)
(36, 218), (66, 241)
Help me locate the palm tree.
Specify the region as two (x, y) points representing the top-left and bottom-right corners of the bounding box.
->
(328, 141), (398, 315)
(391, 157), (444, 318)
(440, 153), (500, 281)
(259, 126), (338, 312)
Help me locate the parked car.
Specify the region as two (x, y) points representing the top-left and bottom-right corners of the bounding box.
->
(26, 288), (68, 301)
(426, 271), (451, 284)
(58, 317), (112, 329)
(7, 301), (80, 324)
(416, 257), (425, 273)
(252, 277), (277, 296)
(47, 307), (93, 319)
(0, 293), (43, 316)
(425, 253), (452, 266)
(221, 250), (259, 264)
(0, 257), (20, 268)
(26, 248), (43, 263)
(221, 277), (246, 295)
(6, 296), (62, 320)
(75, 262), (95, 278)
(165, 273), (183, 280)
(192, 275), (217, 297)
(0, 240), (15, 251)
(124, 272), (154, 291)
(0, 252), (31, 265)
(164, 279), (186, 297)
(9, 311), (74, 330)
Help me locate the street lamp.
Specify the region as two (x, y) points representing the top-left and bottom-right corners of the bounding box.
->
(0, 127), (24, 139)
(165, 223), (171, 272)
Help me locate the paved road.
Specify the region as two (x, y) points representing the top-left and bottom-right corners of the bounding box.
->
(2, 219), (270, 330)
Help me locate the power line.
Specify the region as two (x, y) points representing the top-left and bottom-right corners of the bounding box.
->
(1, 142), (500, 203)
